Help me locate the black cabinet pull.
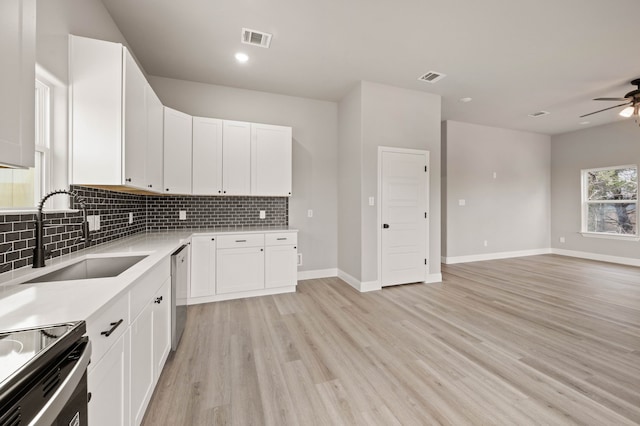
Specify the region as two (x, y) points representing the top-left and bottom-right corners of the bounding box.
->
(382, 224), (390, 229)
(166, 188), (170, 192)
(211, 238), (215, 241)
(100, 319), (123, 337)
(235, 239), (246, 242)
(125, 178), (132, 182)
(294, 246), (297, 249)
(154, 296), (163, 304)
(260, 248), (263, 252)
(88, 392), (92, 403)
(277, 237), (287, 240)
(148, 184), (153, 188)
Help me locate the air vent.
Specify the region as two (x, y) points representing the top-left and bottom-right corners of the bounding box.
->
(241, 28), (272, 48)
(528, 111), (550, 117)
(0, 405), (21, 426)
(418, 71), (447, 83)
(42, 368), (61, 398)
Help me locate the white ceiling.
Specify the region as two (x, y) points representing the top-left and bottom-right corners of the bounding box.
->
(101, 0), (640, 135)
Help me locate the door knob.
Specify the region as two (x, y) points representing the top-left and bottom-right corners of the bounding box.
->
(382, 224), (390, 229)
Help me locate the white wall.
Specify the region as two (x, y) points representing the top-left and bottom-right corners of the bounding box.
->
(149, 76), (339, 275)
(442, 120), (551, 261)
(551, 119), (640, 260)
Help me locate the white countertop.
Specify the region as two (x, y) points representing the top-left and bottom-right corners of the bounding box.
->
(0, 227), (296, 332)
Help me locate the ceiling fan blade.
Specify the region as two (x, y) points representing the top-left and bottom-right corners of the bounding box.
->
(593, 97), (630, 101)
(580, 102), (631, 118)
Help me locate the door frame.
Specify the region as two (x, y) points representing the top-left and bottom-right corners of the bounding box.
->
(377, 146), (430, 286)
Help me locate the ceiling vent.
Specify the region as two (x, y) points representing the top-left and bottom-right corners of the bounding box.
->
(528, 110), (550, 117)
(241, 28), (272, 48)
(418, 71), (447, 83)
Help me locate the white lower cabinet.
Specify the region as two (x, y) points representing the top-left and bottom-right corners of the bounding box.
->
(216, 246), (265, 294)
(152, 278), (171, 382)
(88, 330), (130, 426)
(130, 301), (154, 426)
(87, 257), (172, 426)
(189, 231), (297, 303)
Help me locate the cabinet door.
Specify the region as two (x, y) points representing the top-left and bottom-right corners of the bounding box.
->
(0, 0), (35, 168)
(190, 235), (216, 298)
(130, 301), (154, 426)
(153, 277), (171, 381)
(146, 86), (164, 192)
(163, 107), (192, 194)
(265, 245), (298, 288)
(123, 49), (147, 190)
(192, 117), (223, 195)
(88, 330), (130, 426)
(69, 35), (123, 185)
(216, 247), (264, 294)
(251, 123), (292, 196)
(222, 120), (251, 195)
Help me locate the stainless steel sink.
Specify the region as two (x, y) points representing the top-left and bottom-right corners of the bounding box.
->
(25, 255), (147, 283)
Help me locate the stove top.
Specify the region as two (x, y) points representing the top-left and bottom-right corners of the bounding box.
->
(0, 322), (85, 389)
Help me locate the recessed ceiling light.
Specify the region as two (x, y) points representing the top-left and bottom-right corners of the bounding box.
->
(459, 97), (472, 103)
(579, 121), (590, 125)
(235, 52), (249, 63)
(528, 111), (550, 118)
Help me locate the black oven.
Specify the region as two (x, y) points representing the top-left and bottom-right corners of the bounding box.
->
(0, 321), (91, 426)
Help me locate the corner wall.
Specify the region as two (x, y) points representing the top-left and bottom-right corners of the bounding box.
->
(551, 119), (640, 261)
(442, 121), (551, 262)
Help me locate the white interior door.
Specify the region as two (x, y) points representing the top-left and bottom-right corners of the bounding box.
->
(380, 148), (429, 287)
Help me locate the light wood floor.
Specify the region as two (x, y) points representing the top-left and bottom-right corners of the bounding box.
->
(142, 255), (640, 425)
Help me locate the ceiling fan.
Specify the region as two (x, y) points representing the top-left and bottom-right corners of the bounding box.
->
(580, 78), (640, 118)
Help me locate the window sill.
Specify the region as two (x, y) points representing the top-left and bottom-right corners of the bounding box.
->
(580, 232), (640, 241)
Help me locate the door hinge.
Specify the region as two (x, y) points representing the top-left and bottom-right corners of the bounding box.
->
(424, 258), (427, 265)
(424, 212), (428, 219)
(424, 165), (427, 172)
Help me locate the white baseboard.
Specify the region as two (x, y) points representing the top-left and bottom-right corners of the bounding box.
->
(187, 286), (296, 305)
(337, 269), (381, 292)
(551, 248), (640, 267)
(442, 248), (552, 264)
(425, 273), (442, 283)
(297, 268), (338, 281)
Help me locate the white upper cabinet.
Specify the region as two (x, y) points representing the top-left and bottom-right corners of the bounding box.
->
(192, 117), (223, 195)
(163, 107), (192, 194)
(222, 120), (252, 195)
(251, 123), (292, 196)
(69, 36), (163, 193)
(123, 49), (147, 190)
(146, 86), (164, 192)
(0, 0), (35, 168)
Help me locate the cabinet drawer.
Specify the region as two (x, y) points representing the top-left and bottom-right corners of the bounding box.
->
(87, 292), (129, 369)
(217, 233), (264, 249)
(265, 232), (297, 246)
(130, 257), (170, 321)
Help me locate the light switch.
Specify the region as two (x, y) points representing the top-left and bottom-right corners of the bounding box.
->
(458, 199), (466, 206)
(307, 209), (313, 218)
(259, 210), (266, 219)
(368, 197), (375, 206)
(179, 211), (187, 220)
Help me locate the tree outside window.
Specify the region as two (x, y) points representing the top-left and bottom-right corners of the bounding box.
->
(582, 165), (638, 236)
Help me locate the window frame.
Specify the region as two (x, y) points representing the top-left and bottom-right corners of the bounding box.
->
(34, 78), (51, 205)
(580, 164), (639, 240)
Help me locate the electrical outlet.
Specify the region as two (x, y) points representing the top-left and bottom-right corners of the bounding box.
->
(297, 253), (302, 266)
(493, 172), (497, 179)
(483, 240), (488, 247)
(129, 212), (133, 224)
(559, 236), (565, 243)
(87, 215), (100, 231)
(179, 211), (186, 220)
(307, 209), (313, 218)
(368, 197), (375, 206)
(94, 215), (100, 230)
(259, 210), (266, 219)
(459, 199), (466, 206)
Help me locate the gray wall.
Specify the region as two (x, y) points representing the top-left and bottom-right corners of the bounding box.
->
(149, 76), (339, 274)
(337, 84), (363, 279)
(360, 82), (441, 281)
(551, 119), (640, 259)
(337, 81), (441, 283)
(443, 120), (550, 259)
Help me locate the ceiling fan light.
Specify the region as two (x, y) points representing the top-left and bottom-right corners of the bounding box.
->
(619, 106), (634, 118)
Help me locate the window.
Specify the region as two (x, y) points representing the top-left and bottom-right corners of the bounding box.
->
(581, 165), (638, 237)
(0, 79), (50, 209)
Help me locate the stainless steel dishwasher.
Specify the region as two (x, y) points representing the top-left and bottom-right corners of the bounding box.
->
(171, 244), (189, 351)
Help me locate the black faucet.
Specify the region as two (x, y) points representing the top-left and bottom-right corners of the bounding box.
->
(32, 189), (92, 268)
